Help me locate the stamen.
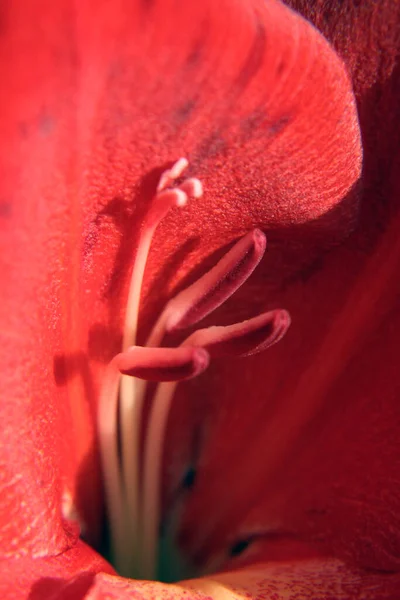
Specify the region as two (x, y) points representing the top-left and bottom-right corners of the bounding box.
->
(98, 158), (291, 583)
(184, 309), (291, 357)
(97, 356), (132, 575)
(146, 229), (267, 348)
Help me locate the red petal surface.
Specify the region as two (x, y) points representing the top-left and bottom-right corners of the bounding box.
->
(1, 546), (399, 600)
(0, 541), (114, 600)
(63, 559), (400, 600)
(172, 1), (400, 578)
(0, 0), (360, 565)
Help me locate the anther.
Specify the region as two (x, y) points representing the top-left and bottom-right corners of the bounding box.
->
(164, 229), (267, 332)
(116, 345), (209, 381)
(183, 309), (291, 357)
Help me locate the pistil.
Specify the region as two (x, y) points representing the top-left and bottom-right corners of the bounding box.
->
(120, 160), (202, 576)
(97, 159), (291, 581)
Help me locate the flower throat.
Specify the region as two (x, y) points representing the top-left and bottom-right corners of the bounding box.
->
(97, 159), (291, 581)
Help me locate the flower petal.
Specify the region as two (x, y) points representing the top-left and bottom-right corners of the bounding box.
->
(0, 541), (114, 600)
(173, 189), (400, 574)
(286, 0), (400, 234)
(55, 558), (400, 600)
(0, 0), (361, 557)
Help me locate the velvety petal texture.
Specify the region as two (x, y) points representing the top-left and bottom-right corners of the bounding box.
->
(8, 0), (400, 598)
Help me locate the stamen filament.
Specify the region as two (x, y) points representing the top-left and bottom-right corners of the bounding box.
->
(97, 356), (130, 575)
(141, 379), (179, 580)
(98, 345), (208, 575)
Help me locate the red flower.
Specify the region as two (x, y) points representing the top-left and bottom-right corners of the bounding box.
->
(1, 0), (399, 598)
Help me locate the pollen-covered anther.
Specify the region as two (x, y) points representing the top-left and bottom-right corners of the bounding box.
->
(184, 309), (291, 357)
(162, 229), (267, 333)
(116, 345), (209, 381)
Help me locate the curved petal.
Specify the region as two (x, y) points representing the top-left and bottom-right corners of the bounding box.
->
(184, 560), (400, 600)
(286, 0), (400, 231)
(174, 186), (400, 573)
(1, 543), (399, 600)
(0, 0), (361, 557)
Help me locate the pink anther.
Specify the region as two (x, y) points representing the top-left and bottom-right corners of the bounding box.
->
(165, 229), (267, 332)
(184, 309), (291, 358)
(115, 345), (209, 381)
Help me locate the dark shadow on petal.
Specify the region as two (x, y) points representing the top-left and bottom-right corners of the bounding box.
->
(28, 573), (95, 600)
(231, 18), (266, 95)
(142, 236), (201, 338)
(82, 164), (172, 305)
(87, 324), (121, 363)
(53, 351), (101, 545)
(171, 98), (198, 128)
(0, 200), (12, 218)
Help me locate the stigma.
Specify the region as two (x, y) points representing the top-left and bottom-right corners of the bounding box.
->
(97, 159), (291, 580)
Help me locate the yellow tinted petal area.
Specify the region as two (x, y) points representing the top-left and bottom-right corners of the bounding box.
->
(84, 559), (400, 599)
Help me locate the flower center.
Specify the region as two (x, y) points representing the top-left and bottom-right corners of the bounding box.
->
(97, 159), (291, 581)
